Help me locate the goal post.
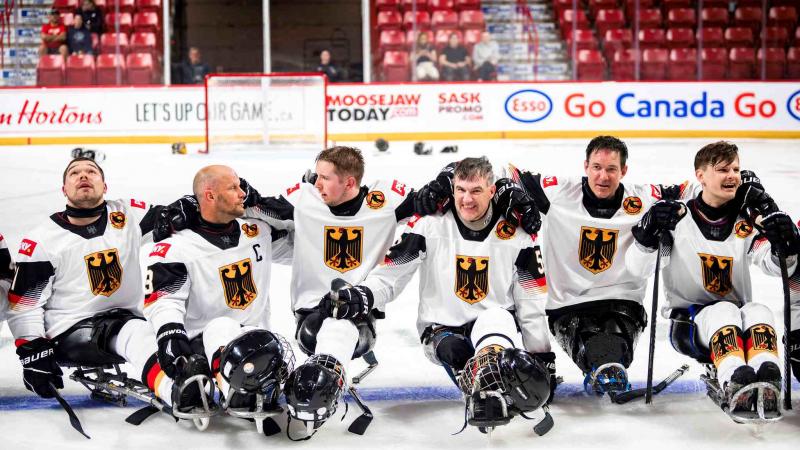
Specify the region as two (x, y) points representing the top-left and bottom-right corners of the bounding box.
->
(203, 73), (328, 153)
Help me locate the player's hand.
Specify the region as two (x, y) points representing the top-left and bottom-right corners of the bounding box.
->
(239, 177), (261, 208)
(761, 211), (800, 257)
(302, 169), (317, 185)
(153, 195), (200, 242)
(414, 163), (456, 215)
(16, 338), (63, 398)
(156, 323), (195, 379)
(494, 178), (542, 234)
(737, 170), (779, 217)
(319, 285), (374, 320)
(632, 200), (685, 249)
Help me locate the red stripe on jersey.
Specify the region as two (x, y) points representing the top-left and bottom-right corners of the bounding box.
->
(145, 361), (163, 391)
(8, 293), (39, 308)
(14, 339), (29, 347)
(144, 291), (165, 307)
(211, 356), (221, 376)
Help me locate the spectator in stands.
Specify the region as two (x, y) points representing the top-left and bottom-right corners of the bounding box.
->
(180, 47), (212, 84)
(316, 49), (342, 82)
(413, 33), (439, 81)
(472, 32), (499, 81)
(439, 32), (471, 81)
(76, 0), (103, 35)
(67, 15), (93, 55)
(39, 9), (68, 58)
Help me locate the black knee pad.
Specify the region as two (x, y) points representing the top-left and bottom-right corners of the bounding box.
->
(54, 309), (142, 366)
(669, 310), (712, 364)
(295, 309), (376, 359)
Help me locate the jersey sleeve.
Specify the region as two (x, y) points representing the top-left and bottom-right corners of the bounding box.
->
(6, 236), (55, 341)
(749, 234), (798, 277)
(245, 194), (296, 231)
(511, 241), (550, 353)
(0, 235), (14, 323)
(270, 228), (294, 265)
(361, 215), (427, 310)
(515, 170), (552, 215)
(142, 241), (190, 331)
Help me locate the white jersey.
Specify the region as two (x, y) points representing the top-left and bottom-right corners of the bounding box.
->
(7, 199), (153, 340)
(0, 232), (13, 323)
(142, 218), (292, 339)
(361, 210), (551, 353)
(626, 196), (796, 316)
(249, 180), (413, 312)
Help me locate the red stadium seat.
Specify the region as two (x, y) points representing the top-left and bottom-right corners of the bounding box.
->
(788, 47), (800, 78)
(624, 0), (654, 18)
(459, 10), (485, 30)
(403, 11), (431, 30)
(762, 27), (789, 48)
(96, 54), (126, 85)
(725, 27), (753, 49)
(382, 50), (410, 81)
(37, 55), (65, 86)
(602, 28), (632, 60)
(700, 47), (727, 79)
(377, 10), (403, 31)
(769, 7), (798, 32)
(796, 27), (800, 45)
(668, 48), (697, 80)
(611, 48), (638, 80)
(126, 52), (154, 85)
(576, 49), (606, 80)
(100, 32), (129, 54)
(130, 32), (158, 60)
(567, 29), (599, 55)
(434, 29), (463, 51)
(697, 27), (725, 47)
(552, 0), (574, 18)
(66, 54), (95, 85)
(728, 47), (756, 79)
(734, 7), (763, 33)
(589, 0), (618, 16)
(60, 12), (74, 27)
(405, 30), (434, 50)
(701, 0), (728, 8)
(595, 9), (625, 36)
(641, 48), (668, 79)
(106, 0), (135, 14)
(758, 47), (786, 79)
(559, 9), (590, 39)
(635, 8), (662, 29)
(454, 0), (481, 11)
(429, 0), (454, 11)
(136, 0), (162, 14)
(661, 0), (691, 12)
(431, 10), (459, 31)
(133, 12), (160, 34)
(700, 8), (728, 28)
(376, 0), (401, 13)
(105, 12), (132, 34)
(667, 8), (695, 29)
(666, 27), (695, 48)
(463, 28), (483, 53)
(53, 0), (79, 14)
(92, 33), (99, 53)
(401, 0), (429, 11)
(639, 28), (665, 49)
(379, 30), (407, 56)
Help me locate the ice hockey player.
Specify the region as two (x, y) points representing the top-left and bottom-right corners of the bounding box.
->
(5, 157), (209, 424)
(0, 231), (13, 325)
(322, 157), (554, 434)
(626, 141), (799, 422)
(142, 165), (294, 434)
(504, 136), (689, 395)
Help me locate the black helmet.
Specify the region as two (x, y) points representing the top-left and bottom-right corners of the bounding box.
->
(219, 329), (289, 394)
(498, 348), (550, 413)
(284, 357), (344, 428)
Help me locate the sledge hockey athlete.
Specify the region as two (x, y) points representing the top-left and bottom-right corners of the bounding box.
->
(322, 157), (554, 434)
(0, 232), (13, 325)
(504, 136), (690, 395)
(626, 141), (799, 423)
(6, 157), (212, 427)
(142, 165), (294, 435)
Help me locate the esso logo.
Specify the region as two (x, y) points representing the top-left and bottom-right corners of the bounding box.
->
(505, 89), (553, 123)
(787, 90), (800, 122)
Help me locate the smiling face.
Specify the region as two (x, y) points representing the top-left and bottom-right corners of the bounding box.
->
(696, 157), (741, 207)
(62, 159), (106, 208)
(454, 174), (495, 223)
(584, 148), (627, 199)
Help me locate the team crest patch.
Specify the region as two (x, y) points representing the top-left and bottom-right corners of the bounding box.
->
(734, 220), (753, 238)
(579, 227), (619, 274)
(325, 226), (363, 273)
(746, 324), (777, 357)
(109, 211), (126, 229)
(366, 191), (386, 209)
(242, 223), (259, 238)
(699, 253), (733, 296)
(622, 196), (642, 215)
(85, 248), (123, 297)
(219, 258), (258, 310)
(495, 220), (516, 240)
(710, 325), (744, 364)
(455, 255), (489, 304)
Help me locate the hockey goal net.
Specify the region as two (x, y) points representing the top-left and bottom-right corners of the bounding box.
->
(203, 73), (327, 153)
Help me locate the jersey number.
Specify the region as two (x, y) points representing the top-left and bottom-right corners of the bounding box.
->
(144, 269), (154, 295)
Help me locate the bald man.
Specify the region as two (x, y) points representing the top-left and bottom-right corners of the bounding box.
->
(142, 165), (294, 427)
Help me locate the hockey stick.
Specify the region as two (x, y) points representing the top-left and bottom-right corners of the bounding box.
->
(779, 252), (792, 410)
(645, 235), (666, 404)
(609, 364), (689, 404)
(50, 382), (91, 439)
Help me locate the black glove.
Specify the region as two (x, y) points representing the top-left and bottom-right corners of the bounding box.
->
(536, 351), (557, 404)
(319, 285), (374, 320)
(156, 323), (195, 379)
(16, 338), (63, 398)
(737, 171), (779, 218)
(761, 211), (800, 257)
(414, 162), (456, 215)
(789, 329), (800, 384)
(239, 177), (262, 208)
(153, 195), (200, 243)
(494, 178), (542, 235)
(302, 169), (317, 184)
(632, 200), (685, 249)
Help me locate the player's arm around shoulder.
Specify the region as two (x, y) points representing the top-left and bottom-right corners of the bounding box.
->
(7, 229), (55, 340)
(142, 235), (191, 331)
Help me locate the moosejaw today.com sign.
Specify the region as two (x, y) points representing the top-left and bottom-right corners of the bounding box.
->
(0, 82), (798, 143)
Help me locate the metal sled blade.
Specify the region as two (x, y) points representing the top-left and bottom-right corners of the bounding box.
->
(725, 382), (783, 424)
